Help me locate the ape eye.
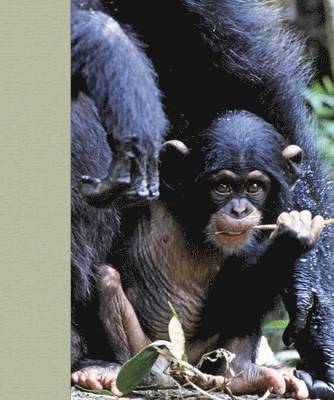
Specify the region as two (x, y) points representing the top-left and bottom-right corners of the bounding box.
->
(247, 182), (261, 193)
(216, 183), (231, 194)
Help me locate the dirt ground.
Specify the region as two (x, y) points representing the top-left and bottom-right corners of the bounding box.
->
(71, 386), (290, 400)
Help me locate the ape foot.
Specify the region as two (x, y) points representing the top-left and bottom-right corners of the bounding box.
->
(227, 365), (308, 400)
(143, 358), (178, 388)
(71, 363), (123, 395)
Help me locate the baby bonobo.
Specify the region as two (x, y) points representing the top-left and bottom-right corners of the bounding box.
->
(72, 111), (324, 399)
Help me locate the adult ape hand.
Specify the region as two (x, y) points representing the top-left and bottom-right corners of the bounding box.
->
(80, 138), (161, 207)
(72, 6), (167, 207)
(284, 273), (334, 399)
(294, 297), (334, 399)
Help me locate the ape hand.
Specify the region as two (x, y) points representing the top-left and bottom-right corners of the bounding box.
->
(294, 370), (334, 399)
(80, 138), (160, 207)
(285, 292), (334, 399)
(271, 211), (325, 253)
(72, 9), (166, 208)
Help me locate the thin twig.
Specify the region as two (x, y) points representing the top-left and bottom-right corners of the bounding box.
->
(253, 218), (334, 231)
(225, 386), (237, 400)
(135, 384), (179, 391)
(257, 387), (272, 400)
(214, 218), (334, 234)
(185, 377), (222, 400)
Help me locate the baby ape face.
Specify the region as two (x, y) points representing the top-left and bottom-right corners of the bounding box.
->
(206, 169), (271, 254)
(160, 111), (303, 255)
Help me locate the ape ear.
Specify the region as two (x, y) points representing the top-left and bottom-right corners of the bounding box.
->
(159, 140), (190, 190)
(282, 145), (303, 185)
(282, 145), (303, 164)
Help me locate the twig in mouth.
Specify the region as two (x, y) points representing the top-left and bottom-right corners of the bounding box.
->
(253, 218), (334, 231)
(214, 218), (334, 234)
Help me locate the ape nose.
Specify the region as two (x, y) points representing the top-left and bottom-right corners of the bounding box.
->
(229, 200), (252, 219)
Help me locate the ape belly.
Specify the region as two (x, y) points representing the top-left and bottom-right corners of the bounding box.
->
(125, 284), (219, 364)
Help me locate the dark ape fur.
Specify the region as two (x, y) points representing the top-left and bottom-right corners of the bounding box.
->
(71, 0), (334, 396)
(72, 0), (168, 202)
(71, 93), (119, 368)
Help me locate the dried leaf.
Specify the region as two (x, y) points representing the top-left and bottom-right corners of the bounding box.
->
(168, 315), (186, 360)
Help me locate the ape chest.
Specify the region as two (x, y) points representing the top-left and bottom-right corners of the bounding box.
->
(124, 202), (222, 343)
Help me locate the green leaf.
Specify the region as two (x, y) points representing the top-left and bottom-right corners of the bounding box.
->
(75, 385), (114, 396)
(322, 76), (334, 95)
(263, 319), (288, 331)
(116, 340), (171, 394)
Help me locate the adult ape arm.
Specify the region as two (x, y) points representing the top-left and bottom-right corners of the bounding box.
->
(282, 159), (334, 398)
(283, 224), (334, 399)
(287, 284), (334, 399)
(72, 4), (167, 204)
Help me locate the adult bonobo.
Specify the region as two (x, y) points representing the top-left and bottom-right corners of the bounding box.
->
(71, 0), (334, 396)
(72, 112), (327, 399)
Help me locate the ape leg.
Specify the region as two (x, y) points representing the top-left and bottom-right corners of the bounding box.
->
(71, 325), (87, 371)
(97, 264), (149, 362)
(220, 336), (308, 399)
(72, 264), (147, 392)
(98, 265), (174, 386)
(72, 7), (167, 204)
(72, 265), (173, 391)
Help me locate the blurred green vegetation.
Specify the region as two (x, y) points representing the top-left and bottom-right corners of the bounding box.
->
(304, 76), (334, 169)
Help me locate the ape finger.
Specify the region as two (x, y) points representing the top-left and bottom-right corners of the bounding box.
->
(86, 371), (104, 390)
(127, 150), (149, 200)
(283, 373), (309, 400)
(79, 149), (149, 207)
(289, 210), (301, 225)
(79, 171), (129, 208)
(283, 290), (314, 345)
(299, 210), (312, 229)
(310, 215), (325, 242)
(146, 154), (160, 200)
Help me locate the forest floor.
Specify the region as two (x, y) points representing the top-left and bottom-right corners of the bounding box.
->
(71, 334), (295, 400)
(71, 386), (290, 400)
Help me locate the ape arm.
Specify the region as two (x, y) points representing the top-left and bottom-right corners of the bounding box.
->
(283, 229), (334, 399)
(223, 211), (325, 336)
(284, 181), (334, 397)
(244, 212), (334, 398)
(291, 289), (334, 399)
(72, 7), (167, 204)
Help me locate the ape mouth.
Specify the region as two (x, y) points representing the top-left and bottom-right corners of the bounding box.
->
(218, 230), (249, 242)
(214, 227), (251, 237)
(219, 230), (248, 236)
(210, 228), (255, 256)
